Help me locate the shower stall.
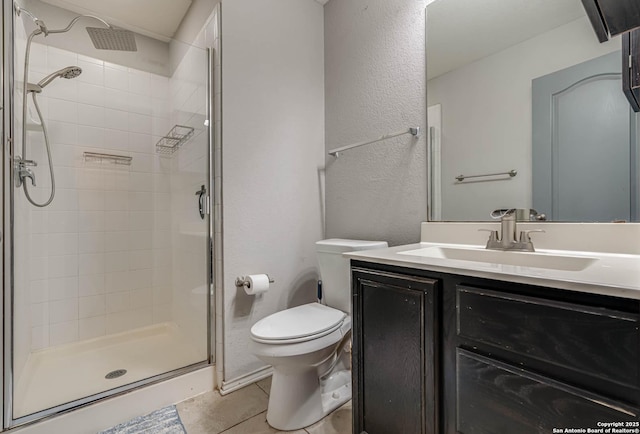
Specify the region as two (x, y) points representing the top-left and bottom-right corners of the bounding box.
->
(1, 0), (220, 427)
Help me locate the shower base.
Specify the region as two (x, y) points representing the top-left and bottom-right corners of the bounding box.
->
(13, 322), (205, 418)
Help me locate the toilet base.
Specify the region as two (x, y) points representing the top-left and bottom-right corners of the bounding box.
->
(266, 368), (351, 431)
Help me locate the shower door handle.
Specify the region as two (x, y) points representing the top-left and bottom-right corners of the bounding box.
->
(195, 185), (207, 220)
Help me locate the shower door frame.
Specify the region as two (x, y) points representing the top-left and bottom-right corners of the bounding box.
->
(1, 0), (13, 429)
(1, 3), (217, 429)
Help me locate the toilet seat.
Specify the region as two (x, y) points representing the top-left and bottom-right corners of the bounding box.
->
(250, 303), (346, 344)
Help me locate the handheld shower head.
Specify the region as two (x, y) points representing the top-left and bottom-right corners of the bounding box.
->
(37, 66), (82, 89)
(58, 66), (82, 79)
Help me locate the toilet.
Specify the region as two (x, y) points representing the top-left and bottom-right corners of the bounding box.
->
(250, 239), (388, 431)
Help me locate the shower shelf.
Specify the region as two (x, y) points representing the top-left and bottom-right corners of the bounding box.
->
(83, 152), (132, 165)
(155, 125), (195, 155)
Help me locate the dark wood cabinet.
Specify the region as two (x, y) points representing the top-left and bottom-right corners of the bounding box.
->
(351, 261), (640, 434)
(351, 267), (439, 434)
(582, 0), (640, 42)
(454, 284), (639, 433)
(456, 350), (637, 434)
(623, 29), (640, 112)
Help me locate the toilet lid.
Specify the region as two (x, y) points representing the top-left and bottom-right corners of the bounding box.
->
(250, 303), (346, 342)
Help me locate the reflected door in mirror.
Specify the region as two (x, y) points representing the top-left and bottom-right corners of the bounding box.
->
(532, 51), (637, 222)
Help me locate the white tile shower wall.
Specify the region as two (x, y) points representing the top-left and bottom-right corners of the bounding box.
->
(25, 43), (173, 350)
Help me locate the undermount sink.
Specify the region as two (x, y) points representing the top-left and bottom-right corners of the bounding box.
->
(398, 246), (598, 271)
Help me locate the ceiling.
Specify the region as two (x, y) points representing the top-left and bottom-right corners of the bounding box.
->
(427, 0), (587, 79)
(39, 0), (193, 42)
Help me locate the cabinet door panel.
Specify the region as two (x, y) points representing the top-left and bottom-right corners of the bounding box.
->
(582, 0), (640, 41)
(457, 349), (638, 434)
(362, 282), (424, 434)
(457, 285), (639, 387)
(352, 268), (438, 434)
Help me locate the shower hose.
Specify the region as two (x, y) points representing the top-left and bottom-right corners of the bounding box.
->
(21, 32), (56, 208)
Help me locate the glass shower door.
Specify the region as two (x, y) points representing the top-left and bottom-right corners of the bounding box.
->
(6, 1), (216, 424)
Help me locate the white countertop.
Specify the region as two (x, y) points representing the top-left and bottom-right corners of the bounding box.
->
(345, 242), (640, 300)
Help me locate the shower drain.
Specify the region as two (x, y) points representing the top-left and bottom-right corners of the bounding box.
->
(105, 369), (127, 380)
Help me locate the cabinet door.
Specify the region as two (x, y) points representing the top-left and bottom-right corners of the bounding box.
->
(582, 0), (640, 42)
(457, 349), (639, 434)
(352, 268), (438, 434)
(457, 285), (639, 393)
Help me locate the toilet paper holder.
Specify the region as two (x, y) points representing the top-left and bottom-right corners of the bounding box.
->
(235, 275), (275, 288)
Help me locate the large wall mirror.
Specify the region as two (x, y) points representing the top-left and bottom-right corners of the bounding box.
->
(426, 0), (640, 222)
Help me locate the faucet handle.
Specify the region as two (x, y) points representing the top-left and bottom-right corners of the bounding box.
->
(478, 229), (498, 241)
(519, 229), (545, 243)
(479, 229), (500, 249)
(23, 168), (36, 186)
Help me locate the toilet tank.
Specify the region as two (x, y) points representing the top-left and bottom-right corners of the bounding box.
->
(316, 239), (388, 313)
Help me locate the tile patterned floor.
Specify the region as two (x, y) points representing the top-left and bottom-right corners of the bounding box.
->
(175, 377), (352, 434)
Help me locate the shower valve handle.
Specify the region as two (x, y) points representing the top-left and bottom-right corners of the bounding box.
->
(20, 167), (36, 186)
(15, 158), (37, 187)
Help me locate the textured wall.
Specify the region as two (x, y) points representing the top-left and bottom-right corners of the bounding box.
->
(221, 0), (325, 383)
(324, 0), (428, 246)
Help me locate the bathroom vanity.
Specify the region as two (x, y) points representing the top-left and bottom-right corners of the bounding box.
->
(348, 223), (640, 434)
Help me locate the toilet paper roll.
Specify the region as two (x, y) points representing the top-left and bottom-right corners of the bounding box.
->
(244, 274), (270, 295)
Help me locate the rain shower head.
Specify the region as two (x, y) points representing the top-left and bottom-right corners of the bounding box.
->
(16, 3), (137, 52)
(36, 66), (82, 89)
(86, 27), (137, 52)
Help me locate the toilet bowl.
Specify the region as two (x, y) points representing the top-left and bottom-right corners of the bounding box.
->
(251, 303), (351, 430)
(250, 239), (388, 431)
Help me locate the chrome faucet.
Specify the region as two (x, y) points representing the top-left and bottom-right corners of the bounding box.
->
(482, 209), (545, 252)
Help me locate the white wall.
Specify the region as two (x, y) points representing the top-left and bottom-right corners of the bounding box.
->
(324, 0), (428, 246)
(428, 16), (619, 221)
(221, 0), (325, 383)
(170, 0), (217, 74)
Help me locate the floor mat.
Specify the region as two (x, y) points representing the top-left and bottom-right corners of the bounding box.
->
(98, 405), (187, 434)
